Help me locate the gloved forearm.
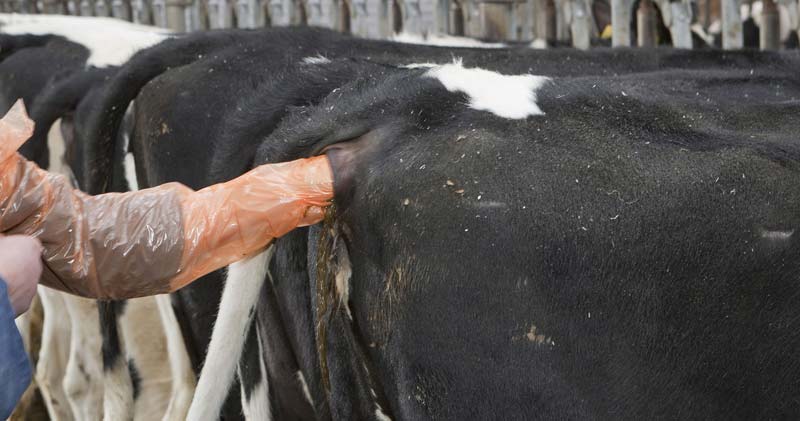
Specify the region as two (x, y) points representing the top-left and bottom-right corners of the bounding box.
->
(0, 100), (332, 299)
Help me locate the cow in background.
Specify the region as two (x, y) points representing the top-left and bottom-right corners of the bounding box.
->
(0, 15), (194, 420)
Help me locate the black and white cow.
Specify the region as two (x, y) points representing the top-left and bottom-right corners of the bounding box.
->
(256, 51), (800, 419)
(14, 15), (795, 419)
(82, 22), (800, 419)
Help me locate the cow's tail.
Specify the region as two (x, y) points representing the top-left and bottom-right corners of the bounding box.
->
(186, 249), (273, 421)
(0, 33), (54, 61)
(83, 33), (235, 194)
(25, 67), (116, 171)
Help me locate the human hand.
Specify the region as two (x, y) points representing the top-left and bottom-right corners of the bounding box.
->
(0, 235), (43, 316)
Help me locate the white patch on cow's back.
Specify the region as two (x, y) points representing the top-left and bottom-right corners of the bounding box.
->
(302, 54), (331, 65)
(391, 32), (506, 48)
(0, 13), (170, 67)
(423, 61), (550, 119)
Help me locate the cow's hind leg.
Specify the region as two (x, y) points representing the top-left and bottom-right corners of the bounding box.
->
(36, 288), (75, 421)
(121, 297), (173, 421)
(186, 249), (273, 421)
(155, 294), (196, 421)
(238, 322), (270, 420)
(100, 300), (135, 421)
(62, 295), (104, 420)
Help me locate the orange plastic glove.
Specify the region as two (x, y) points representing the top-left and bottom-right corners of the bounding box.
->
(0, 100), (333, 299)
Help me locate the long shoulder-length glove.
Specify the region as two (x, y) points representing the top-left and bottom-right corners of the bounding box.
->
(0, 100), (333, 299)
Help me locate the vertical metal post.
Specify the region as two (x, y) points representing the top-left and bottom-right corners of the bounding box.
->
(235, 0), (257, 27)
(151, 0), (168, 26)
(185, 0), (208, 31)
(760, 0), (780, 49)
(94, 0), (111, 15)
(132, 0), (154, 24)
(207, 0), (233, 27)
(351, 0), (369, 37)
(112, 0), (132, 19)
(41, 0), (66, 13)
(612, 0), (635, 46)
(479, 0), (514, 40)
(515, 0), (532, 39)
(533, 0), (556, 42)
(403, 0), (423, 33)
(660, 0), (693, 48)
(306, 0), (325, 26)
(80, 0), (94, 14)
(566, 0), (592, 49)
(164, 0), (190, 30)
(637, 0), (657, 46)
(721, 0), (742, 48)
(552, 0), (567, 40)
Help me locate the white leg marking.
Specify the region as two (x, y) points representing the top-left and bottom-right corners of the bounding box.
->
(35, 287), (77, 421)
(121, 297), (172, 421)
(101, 130), (137, 421)
(185, 248), (273, 421)
(240, 326), (271, 421)
(102, 346), (134, 421)
(62, 296), (104, 421)
(155, 294), (196, 421)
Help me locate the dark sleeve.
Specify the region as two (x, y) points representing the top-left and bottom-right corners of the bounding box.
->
(0, 276), (31, 419)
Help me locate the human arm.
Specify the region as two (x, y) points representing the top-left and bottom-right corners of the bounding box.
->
(0, 100), (333, 299)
